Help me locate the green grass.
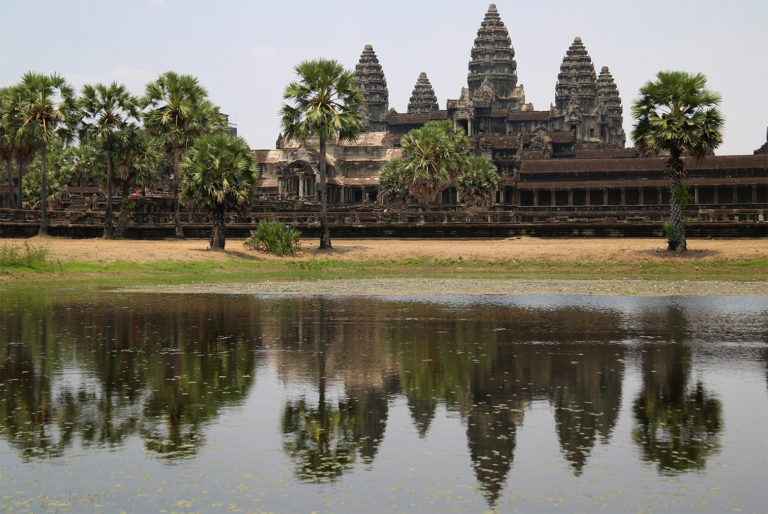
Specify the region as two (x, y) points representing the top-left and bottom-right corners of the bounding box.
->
(2, 250), (765, 288)
(0, 241), (60, 273)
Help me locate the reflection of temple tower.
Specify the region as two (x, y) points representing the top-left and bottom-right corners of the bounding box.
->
(355, 44), (389, 131)
(549, 344), (624, 475)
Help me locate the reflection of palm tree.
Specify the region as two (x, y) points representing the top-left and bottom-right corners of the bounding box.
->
(633, 306), (722, 473)
(281, 303), (360, 481)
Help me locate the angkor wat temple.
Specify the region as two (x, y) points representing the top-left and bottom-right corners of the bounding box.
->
(256, 3), (767, 217)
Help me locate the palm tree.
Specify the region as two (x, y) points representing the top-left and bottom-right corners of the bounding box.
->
(377, 158), (409, 209)
(632, 71), (724, 251)
(0, 88), (16, 208)
(12, 72), (76, 235)
(79, 82), (140, 238)
(457, 156), (499, 209)
(281, 59), (364, 249)
(399, 120), (468, 207)
(180, 132), (259, 249)
(143, 72), (223, 238)
(111, 127), (162, 238)
(2, 84), (41, 210)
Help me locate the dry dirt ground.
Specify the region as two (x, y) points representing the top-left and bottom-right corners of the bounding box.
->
(12, 235), (768, 264)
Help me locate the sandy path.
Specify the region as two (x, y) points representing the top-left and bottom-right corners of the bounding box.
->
(11, 235), (768, 264)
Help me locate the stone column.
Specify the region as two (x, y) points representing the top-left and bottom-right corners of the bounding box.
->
(753, 185), (758, 204)
(533, 190), (539, 207)
(603, 188), (608, 206)
(568, 189), (573, 206)
(299, 177), (305, 198)
(639, 188), (645, 206)
(620, 188), (626, 206)
(551, 189), (556, 207)
(586, 189), (591, 206)
(732, 187), (737, 204)
(694, 186), (699, 205)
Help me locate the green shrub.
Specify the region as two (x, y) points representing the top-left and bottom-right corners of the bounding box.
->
(0, 241), (50, 269)
(245, 220), (301, 256)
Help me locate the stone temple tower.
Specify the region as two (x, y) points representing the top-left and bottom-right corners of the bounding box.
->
(596, 66), (626, 146)
(555, 37), (598, 115)
(407, 72), (439, 114)
(467, 4), (519, 109)
(355, 44), (389, 132)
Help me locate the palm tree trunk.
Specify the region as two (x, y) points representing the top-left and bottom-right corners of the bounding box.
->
(173, 148), (184, 239)
(17, 159), (23, 208)
(103, 153), (113, 239)
(318, 139), (331, 249)
(115, 182), (130, 239)
(667, 154), (687, 252)
(39, 144), (48, 236)
(210, 210), (226, 250)
(5, 158), (14, 209)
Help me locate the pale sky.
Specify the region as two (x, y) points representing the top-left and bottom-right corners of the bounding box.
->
(1, 0), (766, 155)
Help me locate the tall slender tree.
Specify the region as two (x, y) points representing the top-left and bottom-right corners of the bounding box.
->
(12, 72), (76, 235)
(180, 132), (259, 249)
(632, 71), (723, 251)
(111, 127), (162, 238)
(79, 82), (140, 238)
(281, 59), (363, 249)
(143, 72), (223, 238)
(0, 88), (15, 208)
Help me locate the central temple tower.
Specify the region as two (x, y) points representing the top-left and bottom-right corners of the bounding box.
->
(467, 3), (522, 109)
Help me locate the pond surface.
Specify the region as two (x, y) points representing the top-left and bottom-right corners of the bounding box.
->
(0, 287), (766, 512)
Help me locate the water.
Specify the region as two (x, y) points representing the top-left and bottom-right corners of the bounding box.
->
(0, 287), (766, 512)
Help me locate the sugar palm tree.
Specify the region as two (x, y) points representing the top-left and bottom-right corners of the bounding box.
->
(457, 156), (499, 209)
(399, 120), (468, 207)
(281, 59), (364, 249)
(632, 71), (723, 251)
(0, 88), (15, 208)
(143, 71), (223, 238)
(111, 127), (162, 238)
(79, 82), (140, 238)
(377, 158), (409, 210)
(3, 84), (44, 210)
(180, 132), (259, 249)
(12, 72), (76, 235)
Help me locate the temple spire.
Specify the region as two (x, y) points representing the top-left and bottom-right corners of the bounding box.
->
(596, 66), (626, 146)
(467, 4), (518, 106)
(355, 44), (389, 131)
(555, 37), (598, 114)
(407, 72), (439, 114)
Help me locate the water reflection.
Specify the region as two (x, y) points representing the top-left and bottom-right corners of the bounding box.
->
(0, 291), (258, 461)
(633, 306), (722, 473)
(0, 290), (765, 509)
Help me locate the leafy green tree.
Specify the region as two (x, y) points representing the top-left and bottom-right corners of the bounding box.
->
(79, 82), (141, 238)
(398, 120), (468, 207)
(281, 59), (364, 249)
(111, 127), (162, 238)
(377, 158), (409, 209)
(457, 156), (499, 209)
(180, 132), (260, 249)
(143, 71), (224, 238)
(60, 141), (101, 187)
(632, 71), (723, 251)
(12, 72), (76, 235)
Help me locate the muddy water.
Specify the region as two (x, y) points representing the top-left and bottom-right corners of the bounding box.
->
(0, 287), (766, 512)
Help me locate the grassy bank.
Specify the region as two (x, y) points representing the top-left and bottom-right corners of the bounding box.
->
(2, 241), (766, 287)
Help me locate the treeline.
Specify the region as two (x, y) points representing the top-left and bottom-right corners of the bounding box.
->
(0, 71), (256, 239)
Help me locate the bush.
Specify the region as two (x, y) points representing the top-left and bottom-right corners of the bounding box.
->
(0, 241), (50, 269)
(244, 220), (301, 256)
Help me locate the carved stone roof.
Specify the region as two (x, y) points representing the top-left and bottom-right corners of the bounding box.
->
(355, 44), (389, 124)
(407, 72), (439, 114)
(555, 37), (598, 114)
(507, 111), (550, 121)
(467, 4), (518, 104)
(596, 66), (623, 123)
